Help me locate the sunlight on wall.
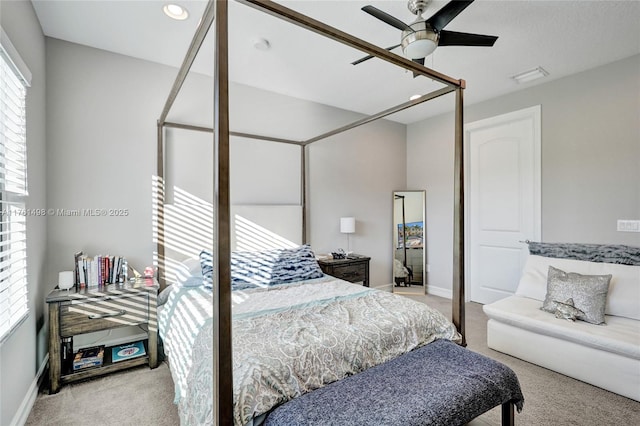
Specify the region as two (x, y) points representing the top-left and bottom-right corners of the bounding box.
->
(234, 214), (297, 252)
(152, 175), (300, 286)
(152, 175), (213, 285)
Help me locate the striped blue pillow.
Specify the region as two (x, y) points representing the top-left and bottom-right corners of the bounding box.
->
(200, 245), (324, 290)
(199, 250), (214, 288)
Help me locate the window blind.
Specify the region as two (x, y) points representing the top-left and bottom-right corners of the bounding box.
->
(0, 37), (29, 344)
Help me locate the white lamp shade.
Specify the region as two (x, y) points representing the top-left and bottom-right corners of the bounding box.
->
(58, 271), (74, 290)
(340, 217), (356, 234)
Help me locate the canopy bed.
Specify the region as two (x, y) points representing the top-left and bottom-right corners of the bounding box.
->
(154, 1), (522, 425)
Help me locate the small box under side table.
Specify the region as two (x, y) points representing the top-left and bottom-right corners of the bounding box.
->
(317, 255), (371, 287)
(46, 278), (158, 394)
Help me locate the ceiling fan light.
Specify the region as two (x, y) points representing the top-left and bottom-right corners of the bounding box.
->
(401, 22), (439, 60)
(403, 39), (437, 59)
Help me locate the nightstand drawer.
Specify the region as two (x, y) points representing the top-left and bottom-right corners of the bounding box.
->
(60, 293), (149, 336)
(332, 264), (366, 282)
(318, 255), (370, 287)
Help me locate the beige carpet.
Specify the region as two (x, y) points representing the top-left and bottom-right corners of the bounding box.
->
(26, 294), (640, 425)
(25, 361), (179, 426)
(408, 294), (640, 426)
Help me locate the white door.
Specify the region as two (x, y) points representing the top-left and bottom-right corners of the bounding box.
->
(465, 106), (541, 304)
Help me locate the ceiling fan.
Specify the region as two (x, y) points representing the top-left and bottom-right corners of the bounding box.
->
(353, 0), (498, 67)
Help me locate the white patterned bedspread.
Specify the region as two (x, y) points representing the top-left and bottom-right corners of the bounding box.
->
(158, 276), (461, 426)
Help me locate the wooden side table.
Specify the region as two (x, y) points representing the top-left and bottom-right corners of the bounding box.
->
(317, 255), (371, 287)
(46, 278), (158, 394)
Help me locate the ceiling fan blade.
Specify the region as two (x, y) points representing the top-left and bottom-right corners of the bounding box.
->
(426, 0), (475, 31)
(351, 44), (401, 65)
(362, 5), (412, 32)
(439, 30), (498, 47)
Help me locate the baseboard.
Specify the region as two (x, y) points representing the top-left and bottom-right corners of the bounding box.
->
(11, 353), (48, 426)
(426, 285), (452, 299)
(373, 283), (393, 292)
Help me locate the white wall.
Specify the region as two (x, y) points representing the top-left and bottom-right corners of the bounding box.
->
(45, 38), (406, 296)
(0, 1), (47, 425)
(408, 54), (640, 295)
(228, 83), (407, 285)
(226, 84), (407, 286)
(46, 38), (171, 283)
(308, 121), (406, 287)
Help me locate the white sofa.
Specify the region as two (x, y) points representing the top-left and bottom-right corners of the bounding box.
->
(483, 254), (640, 401)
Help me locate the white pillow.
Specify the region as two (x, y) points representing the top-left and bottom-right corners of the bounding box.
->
(515, 255), (640, 320)
(174, 257), (203, 285)
(515, 255), (551, 301)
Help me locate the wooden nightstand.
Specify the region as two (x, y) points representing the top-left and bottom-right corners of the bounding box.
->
(46, 278), (158, 394)
(317, 255), (371, 287)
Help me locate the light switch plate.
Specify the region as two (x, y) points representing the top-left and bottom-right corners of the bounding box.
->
(617, 220), (640, 232)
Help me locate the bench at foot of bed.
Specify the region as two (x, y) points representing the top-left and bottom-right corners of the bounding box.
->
(264, 339), (524, 426)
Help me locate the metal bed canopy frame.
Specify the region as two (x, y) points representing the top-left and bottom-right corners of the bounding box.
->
(156, 1), (466, 423)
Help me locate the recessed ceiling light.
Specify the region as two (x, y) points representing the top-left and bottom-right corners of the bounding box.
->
(511, 67), (549, 84)
(163, 3), (189, 20)
(253, 38), (271, 51)
(409, 94), (422, 101)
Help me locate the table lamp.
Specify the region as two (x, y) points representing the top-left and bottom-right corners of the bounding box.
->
(340, 217), (356, 255)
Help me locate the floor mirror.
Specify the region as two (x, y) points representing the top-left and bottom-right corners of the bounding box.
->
(393, 190), (426, 295)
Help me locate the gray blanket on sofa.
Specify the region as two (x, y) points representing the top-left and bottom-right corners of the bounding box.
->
(527, 242), (640, 266)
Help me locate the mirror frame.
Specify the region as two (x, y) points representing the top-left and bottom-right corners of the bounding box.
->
(392, 190), (426, 295)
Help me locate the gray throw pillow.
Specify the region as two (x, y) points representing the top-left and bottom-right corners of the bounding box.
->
(541, 266), (611, 325)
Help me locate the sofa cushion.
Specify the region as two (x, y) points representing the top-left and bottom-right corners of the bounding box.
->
(483, 296), (640, 360)
(541, 266), (611, 325)
(515, 255), (640, 320)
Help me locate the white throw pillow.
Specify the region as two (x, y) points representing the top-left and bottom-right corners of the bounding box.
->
(515, 255), (640, 320)
(174, 257), (203, 285)
(515, 255), (551, 301)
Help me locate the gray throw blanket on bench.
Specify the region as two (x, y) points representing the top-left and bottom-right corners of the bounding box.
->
(264, 339), (524, 426)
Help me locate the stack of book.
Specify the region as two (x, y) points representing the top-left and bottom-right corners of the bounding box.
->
(111, 341), (146, 363)
(74, 251), (127, 289)
(73, 345), (105, 371)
